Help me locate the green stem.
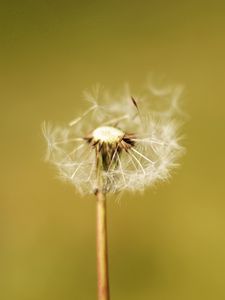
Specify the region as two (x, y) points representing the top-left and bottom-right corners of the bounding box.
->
(96, 191), (110, 300)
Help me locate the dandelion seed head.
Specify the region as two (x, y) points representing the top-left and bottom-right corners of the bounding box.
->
(43, 82), (185, 195)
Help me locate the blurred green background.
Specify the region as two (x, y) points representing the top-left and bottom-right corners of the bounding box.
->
(1, 1), (225, 299)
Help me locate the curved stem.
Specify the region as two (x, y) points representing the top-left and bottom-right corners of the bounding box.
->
(96, 191), (110, 300)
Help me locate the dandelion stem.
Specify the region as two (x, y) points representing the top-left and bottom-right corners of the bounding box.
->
(96, 190), (110, 300)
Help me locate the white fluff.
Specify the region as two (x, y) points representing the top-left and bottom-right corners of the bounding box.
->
(43, 83), (185, 195)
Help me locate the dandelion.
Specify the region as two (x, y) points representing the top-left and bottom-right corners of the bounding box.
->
(43, 83), (185, 300)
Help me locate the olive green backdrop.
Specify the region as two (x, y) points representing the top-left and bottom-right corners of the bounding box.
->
(1, 1), (225, 299)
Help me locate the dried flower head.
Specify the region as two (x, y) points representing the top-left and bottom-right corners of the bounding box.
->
(43, 84), (185, 194)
